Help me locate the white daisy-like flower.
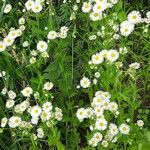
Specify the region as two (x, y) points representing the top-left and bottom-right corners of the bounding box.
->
(94, 72), (100, 78)
(120, 21), (135, 36)
(93, 132), (103, 142)
(93, 3), (106, 13)
(137, 120), (144, 127)
(4, 4), (12, 13)
(106, 49), (119, 62)
(102, 140), (108, 148)
(43, 82), (54, 90)
(90, 12), (102, 21)
(89, 137), (99, 147)
(18, 17), (25, 25)
(91, 53), (104, 64)
(30, 105), (42, 118)
(0, 41), (6, 52)
(37, 41), (48, 52)
(93, 96), (104, 106)
(60, 26), (69, 33)
(32, 2), (43, 13)
(76, 108), (86, 122)
(82, 2), (91, 13)
(41, 111), (52, 122)
(8, 90), (16, 99)
(21, 87), (33, 97)
(42, 102), (53, 112)
(8, 116), (22, 128)
(47, 31), (57, 40)
(25, 0), (34, 11)
(95, 118), (107, 131)
(109, 102), (118, 112)
(31, 117), (39, 125)
(8, 30), (18, 39)
(37, 128), (44, 138)
(99, 50), (108, 59)
(1, 117), (8, 127)
(22, 41), (29, 47)
(109, 123), (119, 136)
(129, 62), (140, 69)
(119, 123), (130, 134)
(127, 11), (141, 24)
(80, 77), (91, 88)
(6, 100), (15, 108)
(29, 57), (36, 64)
(3, 36), (14, 47)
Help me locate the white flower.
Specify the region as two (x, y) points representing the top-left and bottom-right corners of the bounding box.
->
(93, 3), (107, 13)
(95, 118), (107, 131)
(37, 128), (44, 138)
(20, 25), (26, 31)
(93, 132), (103, 142)
(106, 49), (119, 62)
(137, 120), (144, 127)
(93, 96), (104, 106)
(1, 117), (8, 127)
(109, 102), (118, 112)
(42, 102), (53, 112)
(91, 53), (104, 64)
(89, 35), (97, 40)
(29, 57), (36, 64)
(32, 2), (43, 13)
(3, 36), (14, 46)
(41, 111), (52, 122)
(0, 71), (6, 77)
(59, 32), (68, 39)
(4, 4), (12, 13)
(102, 140), (108, 148)
(30, 105), (42, 118)
(93, 78), (97, 84)
(76, 108), (86, 122)
(129, 62), (140, 69)
(8, 116), (22, 128)
(95, 72), (100, 78)
(120, 21), (135, 36)
(25, 0), (34, 10)
(80, 77), (91, 88)
(109, 123), (119, 136)
(8, 90), (16, 99)
(37, 41), (48, 52)
(99, 50), (108, 59)
(47, 31), (57, 40)
(18, 17), (25, 25)
(0, 41), (6, 52)
(6, 100), (15, 108)
(21, 87), (33, 97)
(43, 82), (54, 90)
(22, 41), (29, 47)
(90, 12), (102, 21)
(60, 26), (69, 33)
(8, 30), (18, 39)
(146, 11), (150, 19)
(41, 51), (49, 58)
(55, 107), (63, 121)
(119, 47), (128, 54)
(128, 11), (141, 24)
(31, 117), (39, 125)
(82, 2), (91, 13)
(119, 123), (130, 134)
(89, 137), (99, 147)
(1, 87), (7, 95)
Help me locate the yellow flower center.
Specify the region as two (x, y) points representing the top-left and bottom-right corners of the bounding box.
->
(0, 44), (3, 48)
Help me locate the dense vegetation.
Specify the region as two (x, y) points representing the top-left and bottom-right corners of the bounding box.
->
(0, 0), (149, 150)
